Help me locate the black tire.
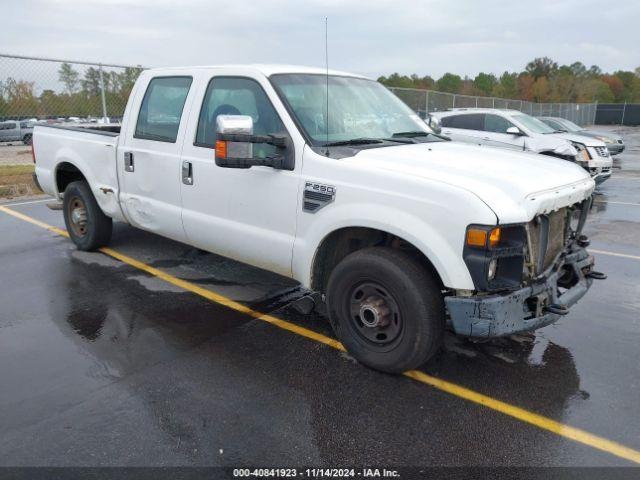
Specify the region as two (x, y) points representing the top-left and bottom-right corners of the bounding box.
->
(62, 180), (112, 251)
(22, 134), (32, 145)
(326, 247), (444, 373)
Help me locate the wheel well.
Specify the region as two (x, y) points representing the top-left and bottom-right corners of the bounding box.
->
(310, 227), (444, 294)
(56, 162), (86, 194)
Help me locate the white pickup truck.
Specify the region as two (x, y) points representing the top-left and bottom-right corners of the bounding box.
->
(33, 65), (605, 373)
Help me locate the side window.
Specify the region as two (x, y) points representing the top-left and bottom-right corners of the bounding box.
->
(20, 122), (29, 129)
(195, 77), (286, 158)
(484, 114), (514, 133)
(440, 114), (484, 130)
(135, 76), (192, 143)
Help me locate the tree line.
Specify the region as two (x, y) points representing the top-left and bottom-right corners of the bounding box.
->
(0, 63), (143, 119)
(378, 57), (640, 103)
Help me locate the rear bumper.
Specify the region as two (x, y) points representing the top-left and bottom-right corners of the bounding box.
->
(445, 246), (595, 338)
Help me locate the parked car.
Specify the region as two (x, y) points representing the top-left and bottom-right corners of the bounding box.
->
(539, 116), (625, 155)
(429, 109), (613, 185)
(0, 120), (34, 144)
(33, 65), (603, 373)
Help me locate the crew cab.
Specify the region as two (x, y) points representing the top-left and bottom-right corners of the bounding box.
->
(429, 109), (613, 185)
(32, 65), (604, 373)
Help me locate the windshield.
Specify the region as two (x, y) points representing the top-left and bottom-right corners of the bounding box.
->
(270, 74), (431, 146)
(556, 118), (584, 132)
(511, 114), (557, 134)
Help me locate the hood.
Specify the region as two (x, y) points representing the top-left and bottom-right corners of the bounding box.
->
(348, 142), (595, 224)
(550, 131), (607, 148)
(581, 129), (623, 143)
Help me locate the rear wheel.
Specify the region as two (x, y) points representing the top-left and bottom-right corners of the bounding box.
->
(326, 247), (445, 373)
(63, 180), (112, 251)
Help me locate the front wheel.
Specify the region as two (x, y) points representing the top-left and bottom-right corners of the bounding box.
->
(326, 247), (445, 373)
(63, 180), (112, 251)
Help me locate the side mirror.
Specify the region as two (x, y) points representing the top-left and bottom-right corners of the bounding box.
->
(427, 115), (442, 134)
(506, 126), (524, 136)
(215, 115), (290, 170)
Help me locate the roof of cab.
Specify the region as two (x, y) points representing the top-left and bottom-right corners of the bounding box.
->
(145, 64), (368, 79)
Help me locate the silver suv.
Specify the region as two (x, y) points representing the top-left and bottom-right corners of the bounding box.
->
(429, 109), (612, 185)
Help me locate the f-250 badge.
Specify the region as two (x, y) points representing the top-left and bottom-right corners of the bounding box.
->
(303, 182), (336, 213)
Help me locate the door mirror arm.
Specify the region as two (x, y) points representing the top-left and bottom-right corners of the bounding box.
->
(217, 132), (287, 148)
(217, 154), (286, 169)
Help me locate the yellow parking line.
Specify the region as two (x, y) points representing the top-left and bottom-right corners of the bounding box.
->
(0, 205), (69, 237)
(591, 249), (640, 261)
(1, 204), (639, 465)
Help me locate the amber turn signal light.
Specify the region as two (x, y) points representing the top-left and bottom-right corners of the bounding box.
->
(488, 227), (502, 248)
(466, 229), (487, 248)
(466, 227), (502, 249)
(215, 140), (227, 159)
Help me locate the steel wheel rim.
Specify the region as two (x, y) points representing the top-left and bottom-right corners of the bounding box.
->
(67, 196), (88, 237)
(348, 281), (403, 347)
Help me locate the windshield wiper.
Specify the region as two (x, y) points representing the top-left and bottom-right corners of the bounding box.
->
(392, 130), (450, 141)
(391, 131), (432, 138)
(324, 137), (414, 147)
(324, 138), (384, 147)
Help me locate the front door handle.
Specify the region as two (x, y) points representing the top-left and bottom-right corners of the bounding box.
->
(124, 152), (134, 172)
(182, 161), (193, 185)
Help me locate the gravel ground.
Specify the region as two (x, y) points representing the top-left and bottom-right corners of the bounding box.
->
(0, 144), (32, 166)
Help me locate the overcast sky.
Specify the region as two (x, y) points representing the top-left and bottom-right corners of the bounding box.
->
(3, 0), (639, 79)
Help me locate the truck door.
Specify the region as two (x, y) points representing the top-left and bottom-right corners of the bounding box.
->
(119, 75), (195, 243)
(179, 75), (300, 277)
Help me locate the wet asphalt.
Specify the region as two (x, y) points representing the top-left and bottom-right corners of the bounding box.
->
(0, 126), (639, 468)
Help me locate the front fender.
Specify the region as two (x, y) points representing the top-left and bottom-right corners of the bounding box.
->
(292, 202), (488, 291)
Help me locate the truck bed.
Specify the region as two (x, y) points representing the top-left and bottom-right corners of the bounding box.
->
(33, 124), (124, 221)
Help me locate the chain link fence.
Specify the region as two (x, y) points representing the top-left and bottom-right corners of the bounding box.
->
(0, 53), (145, 126)
(388, 87), (598, 126)
(0, 52), (604, 147)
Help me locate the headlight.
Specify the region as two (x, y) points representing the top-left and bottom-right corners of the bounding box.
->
(595, 135), (613, 144)
(463, 224), (527, 292)
(570, 142), (591, 162)
(487, 258), (498, 281)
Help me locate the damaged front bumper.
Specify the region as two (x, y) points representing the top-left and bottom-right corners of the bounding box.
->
(445, 245), (597, 338)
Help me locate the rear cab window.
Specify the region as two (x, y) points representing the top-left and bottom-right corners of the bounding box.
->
(134, 76), (193, 143)
(441, 114), (484, 131)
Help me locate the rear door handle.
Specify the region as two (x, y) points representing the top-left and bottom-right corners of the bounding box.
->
(124, 152), (134, 172)
(182, 161), (193, 185)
